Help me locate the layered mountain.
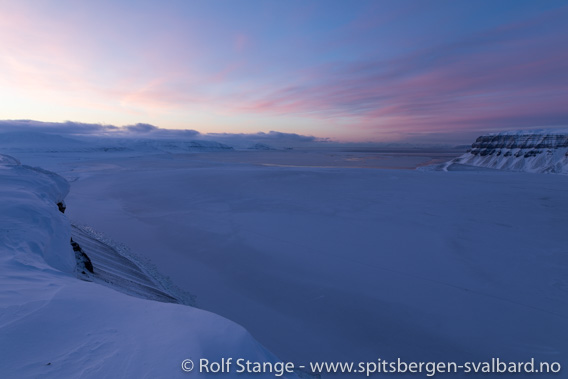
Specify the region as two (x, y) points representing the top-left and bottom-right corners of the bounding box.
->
(451, 130), (568, 174)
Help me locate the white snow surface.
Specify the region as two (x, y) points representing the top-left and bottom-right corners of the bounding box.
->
(0, 154), (292, 378)
(7, 142), (562, 377)
(2, 131), (568, 378)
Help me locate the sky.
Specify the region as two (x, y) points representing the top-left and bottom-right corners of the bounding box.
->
(0, 0), (566, 143)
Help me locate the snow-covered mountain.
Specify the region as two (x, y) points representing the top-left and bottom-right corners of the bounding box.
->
(0, 131), (235, 154)
(130, 139), (234, 153)
(450, 130), (568, 173)
(0, 131), (90, 152)
(247, 143), (276, 150)
(0, 155), (293, 378)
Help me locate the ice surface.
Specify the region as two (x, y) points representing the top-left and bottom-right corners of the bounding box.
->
(36, 146), (565, 377)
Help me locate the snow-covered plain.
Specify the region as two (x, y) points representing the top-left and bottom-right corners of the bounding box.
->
(1, 131), (567, 378)
(0, 154), (293, 378)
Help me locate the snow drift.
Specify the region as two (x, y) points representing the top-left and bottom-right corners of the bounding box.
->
(450, 130), (568, 173)
(0, 154), (293, 378)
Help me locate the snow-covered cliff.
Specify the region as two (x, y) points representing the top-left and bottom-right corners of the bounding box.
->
(452, 130), (568, 173)
(0, 155), (293, 378)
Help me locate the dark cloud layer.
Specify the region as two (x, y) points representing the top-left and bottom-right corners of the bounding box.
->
(0, 120), (324, 147)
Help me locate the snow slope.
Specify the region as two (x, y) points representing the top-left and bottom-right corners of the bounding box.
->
(449, 131), (568, 173)
(0, 155), (294, 378)
(70, 224), (195, 305)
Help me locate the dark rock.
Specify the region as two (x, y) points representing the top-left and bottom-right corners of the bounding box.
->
(523, 150), (541, 158)
(69, 240), (94, 274)
(469, 133), (568, 151)
(57, 202), (66, 213)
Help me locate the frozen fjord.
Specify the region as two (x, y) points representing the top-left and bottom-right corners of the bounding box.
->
(50, 150), (568, 376)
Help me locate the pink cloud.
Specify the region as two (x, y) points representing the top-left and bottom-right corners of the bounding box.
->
(1, 2), (566, 142)
(222, 7), (568, 139)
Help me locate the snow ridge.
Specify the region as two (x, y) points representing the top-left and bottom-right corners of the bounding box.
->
(71, 223), (197, 306)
